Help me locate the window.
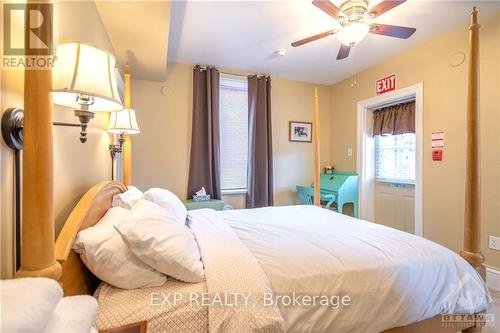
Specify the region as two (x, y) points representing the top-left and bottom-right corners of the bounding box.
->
(375, 133), (416, 183)
(219, 74), (248, 193)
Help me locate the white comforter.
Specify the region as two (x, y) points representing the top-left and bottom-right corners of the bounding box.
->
(188, 205), (491, 333)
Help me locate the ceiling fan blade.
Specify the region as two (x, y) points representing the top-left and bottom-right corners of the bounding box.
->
(312, 0), (343, 20)
(291, 30), (337, 47)
(370, 23), (416, 39)
(337, 44), (351, 60)
(368, 0), (407, 18)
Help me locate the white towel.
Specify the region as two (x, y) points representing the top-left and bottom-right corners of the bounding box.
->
(0, 277), (63, 333)
(42, 295), (98, 333)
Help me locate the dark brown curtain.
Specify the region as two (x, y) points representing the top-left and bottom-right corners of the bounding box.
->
(187, 65), (221, 199)
(246, 75), (273, 208)
(373, 101), (415, 136)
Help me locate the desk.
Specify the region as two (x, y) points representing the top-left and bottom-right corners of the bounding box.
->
(315, 172), (359, 217)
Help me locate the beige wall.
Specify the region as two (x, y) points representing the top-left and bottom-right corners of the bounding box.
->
(1, 1), (115, 278)
(131, 63), (193, 197)
(272, 78), (331, 206)
(1, 71), (22, 279)
(329, 12), (500, 270)
(132, 62), (331, 208)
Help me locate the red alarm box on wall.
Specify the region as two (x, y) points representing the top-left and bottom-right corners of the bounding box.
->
(432, 149), (443, 161)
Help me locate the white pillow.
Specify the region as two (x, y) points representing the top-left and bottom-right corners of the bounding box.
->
(143, 188), (187, 224)
(73, 206), (166, 289)
(115, 200), (205, 283)
(73, 206), (129, 252)
(112, 186), (143, 209)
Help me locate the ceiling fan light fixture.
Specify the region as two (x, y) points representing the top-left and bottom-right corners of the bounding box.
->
(337, 22), (370, 46)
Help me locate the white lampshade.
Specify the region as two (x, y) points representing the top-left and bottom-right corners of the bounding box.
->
(52, 42), (123, 112)
(337, 23), (370, 46)
(107, 108), (140, 134)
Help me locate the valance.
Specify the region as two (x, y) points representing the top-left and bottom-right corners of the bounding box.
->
(373, 101), (415, 136)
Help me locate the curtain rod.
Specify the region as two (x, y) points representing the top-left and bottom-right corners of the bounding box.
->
(372, 96), (415, 111)
(194, 64), (268, 78)
(220, 71), (269, 78)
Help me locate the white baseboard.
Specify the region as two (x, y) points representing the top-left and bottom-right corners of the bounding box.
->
(486, 267), (500, 291)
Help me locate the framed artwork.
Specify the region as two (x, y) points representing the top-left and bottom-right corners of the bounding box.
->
(289, 121), (312, 142)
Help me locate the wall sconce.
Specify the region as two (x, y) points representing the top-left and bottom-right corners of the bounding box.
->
(52, 42), (123, 143)
(107, 108), (140, 179)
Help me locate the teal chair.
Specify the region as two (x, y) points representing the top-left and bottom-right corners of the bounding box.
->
(296, 185), (336, 210)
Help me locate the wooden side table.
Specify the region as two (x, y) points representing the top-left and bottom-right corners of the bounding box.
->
(100, 321), (147, 333)
(183, 199), (224, 211)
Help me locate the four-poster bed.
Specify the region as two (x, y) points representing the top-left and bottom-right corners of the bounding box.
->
(15, 5), (488, 333)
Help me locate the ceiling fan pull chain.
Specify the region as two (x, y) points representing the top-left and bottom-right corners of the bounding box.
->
(351, 47), (358, 88)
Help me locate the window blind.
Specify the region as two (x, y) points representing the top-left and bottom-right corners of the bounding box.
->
(219, 75), (248, 191)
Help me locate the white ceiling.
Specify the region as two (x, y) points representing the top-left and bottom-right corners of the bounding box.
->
(168, 0), (500, 85)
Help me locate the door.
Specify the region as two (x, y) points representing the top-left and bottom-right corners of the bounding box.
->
(375, 183), (415, 233)
(373, 131), (416, 233)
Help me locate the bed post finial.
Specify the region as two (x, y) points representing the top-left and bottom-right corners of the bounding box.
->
(459, 7), (484, 280)
(123, 64), (132, 186)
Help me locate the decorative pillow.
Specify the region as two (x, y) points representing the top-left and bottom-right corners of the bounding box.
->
(143, 188), (187, 224)
(73, 206), (166, 289)
(115, 200), (205, 283)
(112, 186), (143, 209)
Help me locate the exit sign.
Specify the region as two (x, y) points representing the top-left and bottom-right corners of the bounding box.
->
(376, 74), (396, 95)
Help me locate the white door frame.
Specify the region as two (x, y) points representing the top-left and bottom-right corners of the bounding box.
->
(356, 83), (423, 236)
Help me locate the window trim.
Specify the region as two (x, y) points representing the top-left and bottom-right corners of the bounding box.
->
(221, 188), (247, 195)
(356, 82), (423, 236)
(375, 178), (416, 185)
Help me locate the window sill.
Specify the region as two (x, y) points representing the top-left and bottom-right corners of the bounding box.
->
(221, 189), (247, 195)
(376, 178), (415, 186)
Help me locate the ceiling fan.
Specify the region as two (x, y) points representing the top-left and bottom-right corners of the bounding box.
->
(291, 0), (416, 60)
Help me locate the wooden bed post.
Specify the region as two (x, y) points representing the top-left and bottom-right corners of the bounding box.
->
(460, 7), (485, 280)
(313, 88), (321, 206)
(16, 0), (61, 280)
(122, 64), (132, 186)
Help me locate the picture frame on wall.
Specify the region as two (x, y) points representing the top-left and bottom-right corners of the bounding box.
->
(289, 121), (312, 142)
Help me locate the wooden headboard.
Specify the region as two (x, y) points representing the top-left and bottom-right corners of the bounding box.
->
(54, 181), (127, 295)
